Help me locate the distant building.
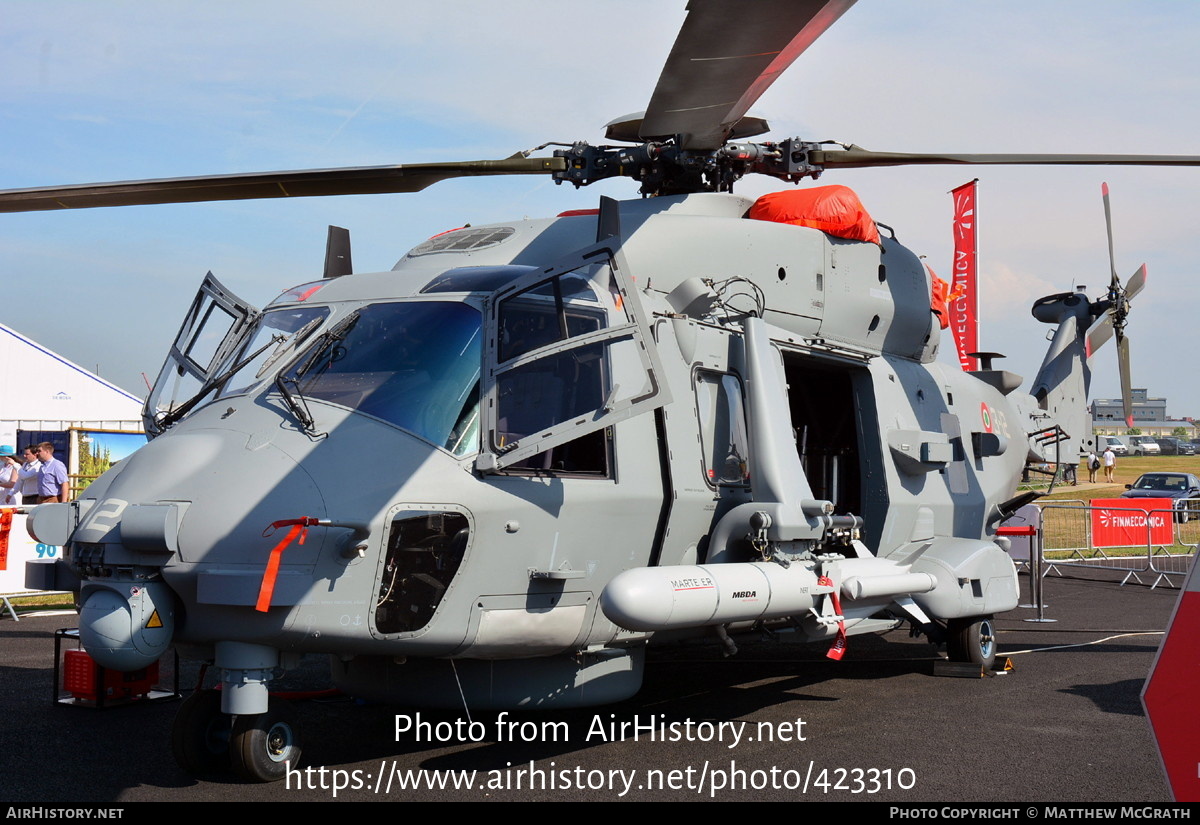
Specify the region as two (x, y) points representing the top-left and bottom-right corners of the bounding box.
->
(0, 323), (145, 492)
(1091, 388), (1197, 438)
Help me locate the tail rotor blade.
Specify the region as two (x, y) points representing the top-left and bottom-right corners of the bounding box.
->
(1125, 264), (1148, 301)
(1093, 183), (1137, 427)
(1117, 335), (1134, 428)
(1102, 182), (1119, 290)
(1084, 314), (1114, 359)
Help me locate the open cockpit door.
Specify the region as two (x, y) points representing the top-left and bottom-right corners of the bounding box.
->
(143, 272), (258, 436)
(476, 242), (669, 473)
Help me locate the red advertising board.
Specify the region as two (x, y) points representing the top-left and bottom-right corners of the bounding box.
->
(1089, 498), (1174, 547)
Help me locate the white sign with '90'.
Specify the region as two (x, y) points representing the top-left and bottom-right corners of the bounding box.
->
(0, 512), (61, 595)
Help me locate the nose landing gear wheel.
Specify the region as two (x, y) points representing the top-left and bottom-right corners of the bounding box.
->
(230, 702), (302, 782)
(171, 689), (233, 775)
(946, 615), (997, 671)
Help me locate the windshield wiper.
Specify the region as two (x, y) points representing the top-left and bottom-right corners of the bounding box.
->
(272, 310), (360, 436)
(293, 310), (360, 379)
(156, 333), (287, 430)
(255, 316), (323, 379)
(275, 373), (319, 435)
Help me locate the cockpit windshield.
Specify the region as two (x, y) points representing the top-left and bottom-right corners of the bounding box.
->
(280, 301), (481, 455)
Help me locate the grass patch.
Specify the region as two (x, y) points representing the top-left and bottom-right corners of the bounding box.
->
(1043, 547), (1175, 559)
(1040, 455), (1200, 502)
(5, 593), (76, 613)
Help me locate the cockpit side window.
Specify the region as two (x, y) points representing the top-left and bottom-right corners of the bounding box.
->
(477, 243), (670, 474)
(183, 302), (239, 374)
(144, 272), (257, 437)
(497, 272), (605, 363)
(489, 268), (612, 474)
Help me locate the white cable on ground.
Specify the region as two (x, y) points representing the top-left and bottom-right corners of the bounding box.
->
(1001, 631), (1163, 656)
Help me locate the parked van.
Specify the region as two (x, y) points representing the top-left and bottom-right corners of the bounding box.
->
(1098, 435), (1128, 456)
(1128, 435), (1161, 456)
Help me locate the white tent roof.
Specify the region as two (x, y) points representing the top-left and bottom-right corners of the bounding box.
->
(0, 323), (143, 424)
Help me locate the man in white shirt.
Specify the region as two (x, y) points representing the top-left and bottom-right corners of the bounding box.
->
(17, 445), (42, 505)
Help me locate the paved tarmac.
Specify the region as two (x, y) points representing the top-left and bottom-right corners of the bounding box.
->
(0, 566), (1182, 804)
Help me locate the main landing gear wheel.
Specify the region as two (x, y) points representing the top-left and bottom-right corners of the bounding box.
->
(946, 616), (997, 671)
(171, 689), (233, 775)
(230, 702), (302, 782)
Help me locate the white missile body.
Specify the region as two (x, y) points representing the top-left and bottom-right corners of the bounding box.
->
(600, 558), (937, 632)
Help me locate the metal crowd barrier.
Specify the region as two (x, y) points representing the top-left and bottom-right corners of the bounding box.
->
(1033, 500), (1199, 590)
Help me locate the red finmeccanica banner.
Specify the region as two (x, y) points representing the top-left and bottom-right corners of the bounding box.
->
(950, 180), (979, 371)
(1089, 498), (1175, 548)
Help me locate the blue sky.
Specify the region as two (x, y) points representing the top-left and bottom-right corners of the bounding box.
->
(2, 1), (1198, 416)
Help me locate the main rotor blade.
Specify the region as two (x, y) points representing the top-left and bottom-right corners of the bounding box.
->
(641, 0), (856, 150)
(1102, 181), (1119, 290)
(1117, 335), (1134, 429)
(808, 146), (1200, 170)
(0, 156), (565, 213)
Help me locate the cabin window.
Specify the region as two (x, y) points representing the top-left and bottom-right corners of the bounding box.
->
(694, 371), (750, 487)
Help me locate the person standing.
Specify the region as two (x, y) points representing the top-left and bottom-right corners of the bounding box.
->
(36, 442), (69, 503)
(1103, 445), (1116, 484)
(16, 445), (42, 504)
(0, 446), (18, 507)
(1087, 450), (1100, 484)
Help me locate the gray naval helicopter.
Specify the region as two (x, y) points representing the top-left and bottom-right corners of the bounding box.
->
(3, 0), (1193, 782)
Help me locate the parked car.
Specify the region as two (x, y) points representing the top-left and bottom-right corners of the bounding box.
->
(1098, 435), (1128, 456)
(1121, 472), (1200, 521)
(1128, 435), (1161, 456)
(1155, 437), (1196, 456)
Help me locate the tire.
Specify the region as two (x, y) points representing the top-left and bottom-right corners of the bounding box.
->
(946, 616), (997, 670)
(171, 689), (233, 776)
(230, 703), (302, 782)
